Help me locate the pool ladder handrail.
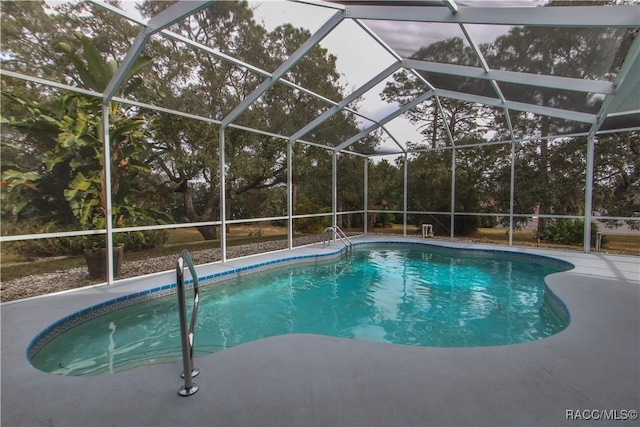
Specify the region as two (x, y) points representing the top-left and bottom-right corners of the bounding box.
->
(176, 249), (200, 396)
(322, 226), (353, 252)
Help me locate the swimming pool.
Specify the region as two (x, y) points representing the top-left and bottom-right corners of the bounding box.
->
(28, 243), (572, 376)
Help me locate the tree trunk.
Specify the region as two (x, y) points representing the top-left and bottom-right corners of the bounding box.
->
(537, 116), (550, 236)
(196, 225), (218, 240)
(176, 179), (219, 240)
(432, 107), (438, 149)
(226, 189), (233, 233)
(292, 182), (298, 216)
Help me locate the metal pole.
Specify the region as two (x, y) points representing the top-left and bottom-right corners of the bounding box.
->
(404, 153), (408, 237)
(450, 147), (456, 241)
(176, 251), (200, 396)
(287, 140), (293, 249)
(509, 141), (516, 246)
(219, 127), (227, 262)
(332, 151), (338, 232)
(364, 157), (368, 235)
(584, 134), (596, 253)
(101, 102), (114, 284)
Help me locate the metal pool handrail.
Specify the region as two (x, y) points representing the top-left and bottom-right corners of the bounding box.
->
(176, 249), (200, 397)
(322, 225), (353, 252)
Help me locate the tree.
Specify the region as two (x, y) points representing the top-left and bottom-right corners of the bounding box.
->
(381, 0), (637, 238)
(2, 33), (159, 234)
(1, 1), (162, 229)
(381, 37), (506, 234)
(140, 1), (372, 239)
(481, 1), (635, 233)
(593, 131), (640, 229)
(337, 153), (365, 229)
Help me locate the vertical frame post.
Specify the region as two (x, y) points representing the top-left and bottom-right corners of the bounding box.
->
(288, 140), (293, 249)
(583, 134), (596, 253)
(404, 153), (409, 237)
(450, 147), (456, 241)
(332, 151), (338, 230)
(509, 141), (516, 246)
(219, 127), (227, 262)
(364, 157), (369, 235)
(101, 102), (114, 284)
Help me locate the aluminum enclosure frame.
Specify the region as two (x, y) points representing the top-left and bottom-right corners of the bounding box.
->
(1, 0), (639, 286)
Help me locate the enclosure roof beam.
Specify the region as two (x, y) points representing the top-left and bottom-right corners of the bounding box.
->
(162, 27), (375, 123)
(344, 5), (639, 27)
(291, 0), (344, 10)
(457, 22), (508, 122)
(443, 0), (458, 14)
(436, 89), (598, 124)
(102, 1), (213, 102)
(221, 9), (344, 128)
(145, 1), (212, 33)
(353, 19), (402, 62)
(335, 90), (435, 152)
(404, 59), (615, 95)
(589, 32), (640, 136)
(290, 61), (401, 142)
(435, 94), (456, 148)
(92, 1), (346, 114)
(381, 125), (408, 154)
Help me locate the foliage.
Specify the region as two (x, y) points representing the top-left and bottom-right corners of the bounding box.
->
(367, 158), (403, 211)
(2, 221), (85, 257)
(3, 219), (169, 257)
(337, 154), (365, 213)
(1, 0), (637, 251)
(593, 131), (640, 229)
(539, 219), (604, 247)
(374, 212), (395, 228)
(1, 33), (165, 240)
(379, 4), (637, 237)
(139, 1), (372, 240)
(480, 216), (498, 228)
(114, 229), (169, 252)
(294, 200), (330, 234)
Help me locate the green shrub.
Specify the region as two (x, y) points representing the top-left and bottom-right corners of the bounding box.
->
(296, 216), (330, 234)
(115, 229), (169, 251)
(294, 200), (330, 234)
(4, 220), (169, 258)
(3, 222), (85, 257)
(454, 215), (479, 236)
(540, 219), (604, 246)
(374, 212), (395, 228)
(480, 216), (498, 228)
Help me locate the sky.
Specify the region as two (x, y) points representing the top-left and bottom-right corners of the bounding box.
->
(104, 0), (421, 153)
(253, 0), (423, 153)
(55, 0), (532, 155)
(250, 0), (520, 153)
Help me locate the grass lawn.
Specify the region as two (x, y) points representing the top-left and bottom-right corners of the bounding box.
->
(1, 224), (638, 283)
(373, 224), (639, 255)
(0, 225), (289, 282)
(466, 227), (639, 255)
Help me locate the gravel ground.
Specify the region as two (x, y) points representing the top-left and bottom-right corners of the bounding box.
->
(1, 236), (324, 303)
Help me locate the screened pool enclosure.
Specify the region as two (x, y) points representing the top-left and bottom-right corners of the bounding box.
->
(1, 0), (639, 284)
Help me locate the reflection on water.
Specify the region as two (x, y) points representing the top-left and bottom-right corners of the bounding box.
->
(31, 246), (570, 376)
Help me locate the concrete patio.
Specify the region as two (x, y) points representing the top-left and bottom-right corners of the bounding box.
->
(2, 236), (639, 426)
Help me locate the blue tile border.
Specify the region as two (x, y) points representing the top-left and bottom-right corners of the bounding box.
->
(26, 239), (573, 361)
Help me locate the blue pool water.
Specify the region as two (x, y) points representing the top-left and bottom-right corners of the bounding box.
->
(29, 245), (571, 376)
